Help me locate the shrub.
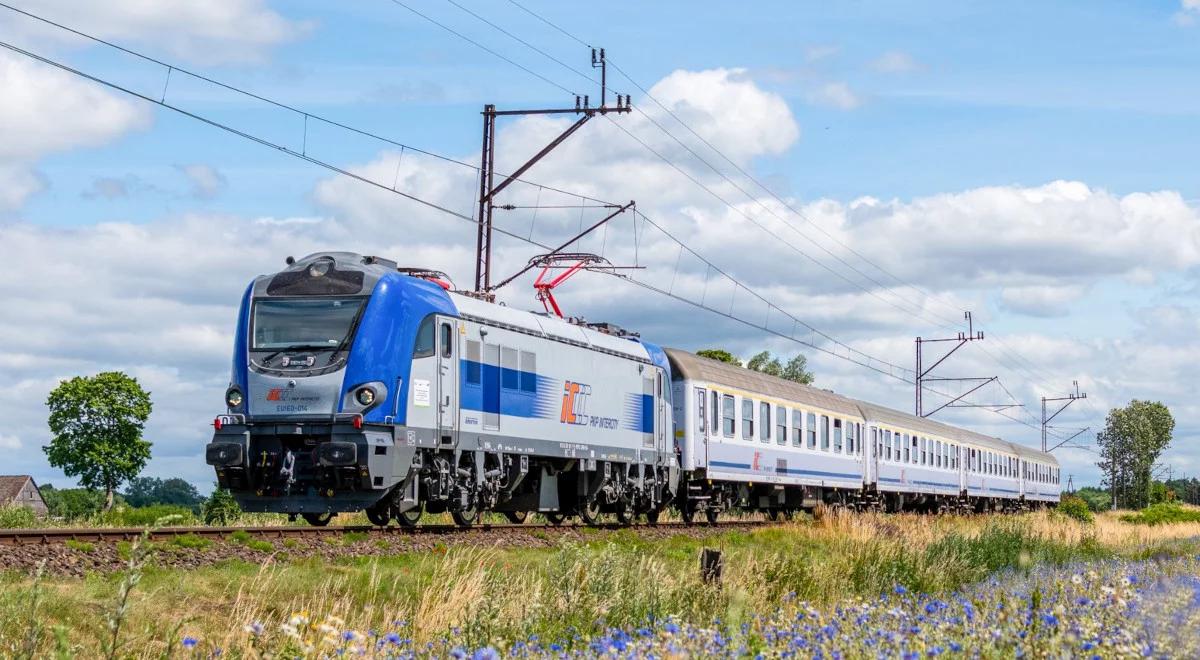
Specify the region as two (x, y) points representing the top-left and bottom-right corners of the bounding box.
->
(201, 487), (241, 526)
(169, 534), (213, 550)
(246, 539), (274, 553)
(40, 486), (108, 520)
(229, 530), (252, 545)
(1056, 495), (1093, 523)
(0, 504), (37, 529)
(65, 539), (95, 553)
(1121, 503), (1200, 525)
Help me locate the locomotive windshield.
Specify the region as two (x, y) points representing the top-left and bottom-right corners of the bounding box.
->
(251, 297), (366, 350)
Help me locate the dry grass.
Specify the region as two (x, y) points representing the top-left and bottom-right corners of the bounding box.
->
(4, 509), (1200, 657)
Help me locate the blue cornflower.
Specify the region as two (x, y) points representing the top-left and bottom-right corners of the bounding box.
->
(449, 647), (467, 659)
(928, 647), (944, 657)
(894, 585), (908, 595)
(1082, 641), (1096, 651)
(182, 637), (198, 650)
(949, 642), (962, 652)
(664, 622), (680, 634)
(471, 647), (498, 660)
(343, 631), (356, 642)
(637, 627), (652, 637)
(1041, 613), (1059, 627)
(385, 633), (402, 645)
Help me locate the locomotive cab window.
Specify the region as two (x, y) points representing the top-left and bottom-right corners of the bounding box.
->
(412, 315), (436, 358)
(440, 322), (453, 358)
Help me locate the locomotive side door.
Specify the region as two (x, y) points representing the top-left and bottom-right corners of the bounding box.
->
(656, 369), (670, 459)
(435, 317), (458, 444)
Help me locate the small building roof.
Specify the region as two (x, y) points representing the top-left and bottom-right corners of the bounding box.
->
(0, 475), (38, 503)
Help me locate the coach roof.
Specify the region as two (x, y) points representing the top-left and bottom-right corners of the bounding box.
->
(665, 348), (864, 419)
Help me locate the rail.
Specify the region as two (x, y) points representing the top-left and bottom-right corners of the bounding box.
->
(0, 520), (770, 546)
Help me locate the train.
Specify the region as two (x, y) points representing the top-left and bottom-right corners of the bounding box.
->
(205, 252), (1060, 526)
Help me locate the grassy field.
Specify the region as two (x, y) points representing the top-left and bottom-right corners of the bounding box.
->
(2, 510), (1199, 658)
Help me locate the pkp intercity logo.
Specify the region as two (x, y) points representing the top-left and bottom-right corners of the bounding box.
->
(560, 381), (591, 425)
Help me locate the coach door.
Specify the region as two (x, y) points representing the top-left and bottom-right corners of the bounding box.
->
(866, 425), (879, 487)
(436, 318), (458, 444)
(656, 370), (670, 460)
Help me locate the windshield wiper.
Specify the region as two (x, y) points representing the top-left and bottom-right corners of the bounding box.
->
(256, 344), (337, 367)
(327, 311), (367, 366)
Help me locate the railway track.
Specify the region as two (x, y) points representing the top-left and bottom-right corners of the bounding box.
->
(0, 519), (770, 546)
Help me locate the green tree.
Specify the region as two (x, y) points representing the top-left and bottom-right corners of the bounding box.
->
(124, 477), (202, 511)
(44, 372), (153, 511)
(1096, 400), (1175, 510)
(1074, 486), (1111, 513)
(696, 349), (741, 365)
(39, 485), (112, 520)
(746, 351), (783, 377)
(781, 354), (815, 385)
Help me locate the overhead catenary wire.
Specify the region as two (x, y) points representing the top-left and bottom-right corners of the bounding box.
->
(387, 0), (579, 97)
(476, 0), (1091, 439)
(0, 17), (915, 387)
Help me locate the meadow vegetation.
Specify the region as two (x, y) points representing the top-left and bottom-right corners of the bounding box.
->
(2, 509), (1199, 657)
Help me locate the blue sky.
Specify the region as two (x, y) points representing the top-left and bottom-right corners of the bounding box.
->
(1, 0), (1198, 490)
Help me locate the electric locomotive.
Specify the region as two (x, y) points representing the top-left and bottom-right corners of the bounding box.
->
(206, 252), (678, 526)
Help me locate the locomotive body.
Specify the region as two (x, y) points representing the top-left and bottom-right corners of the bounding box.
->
(206, 252), (677, 525)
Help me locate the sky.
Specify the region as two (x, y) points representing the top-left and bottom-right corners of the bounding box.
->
(1, 0), (1198, 492)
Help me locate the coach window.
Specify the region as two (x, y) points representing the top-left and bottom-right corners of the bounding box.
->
(833, 419), (843, 453)
(742, 398), (755, 440)
(912, 436), (920, 464)
(902, 434), (910, 463)
(807, 413), (817, 449)
(792, 409), (803, 446)
(722, 394), (736, 437)
(882, 430), (891, 461)
(760, 401), (771, 443)
(711, 391), (720, 433)
(848, 423), (857, 455)
(413, 315), (436, 358)
(695, 388), (707, 435)
(777, 406), (787, 445)
(820, 416), (830, 451)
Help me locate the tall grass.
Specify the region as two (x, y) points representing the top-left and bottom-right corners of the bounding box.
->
(1, 510), (1197, 657)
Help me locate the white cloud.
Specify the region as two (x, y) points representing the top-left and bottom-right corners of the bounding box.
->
(4, 0), (310, 65)
(808, 82), (862, 110)
(870, 50), (922, 74)
(1175, 0), (1200, 26)
(0, 52), (149, 210)
(177, 164), (227, 199)
(0, 434), (20, 450)
(999, 285), (1087, 317)
(2, 66), (1198, 491)
(805, 45), (840, 63)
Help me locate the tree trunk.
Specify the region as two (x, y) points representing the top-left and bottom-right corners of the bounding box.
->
(104, 486), (115, 511)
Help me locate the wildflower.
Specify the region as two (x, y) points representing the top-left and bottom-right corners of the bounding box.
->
(1041, 613), (1059, 627)
(385, 632), (402, 645)
(894, 585), (908, 595)
(471, 647), (499, 660)
(182, 637), (198, 650)
(243, 622), (264, 636)
(343, 630), (358, 642)
(449, 647), (467, 659)
(664, 622), (680, 634)
(1072, 574), (1083, 585)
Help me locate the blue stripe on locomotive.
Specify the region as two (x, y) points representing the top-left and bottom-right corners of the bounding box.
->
(343, 274), (458, 424)
(459, 364), (558, 419)
(231, 282), (253, 400)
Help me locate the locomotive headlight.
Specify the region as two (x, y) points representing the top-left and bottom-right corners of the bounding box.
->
(225, 387), (244, 409)
(355, 386), (376, 406)
(307, 260), (331, 278)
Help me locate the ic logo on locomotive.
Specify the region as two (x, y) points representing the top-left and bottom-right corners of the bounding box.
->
(560, 381), (591, 425)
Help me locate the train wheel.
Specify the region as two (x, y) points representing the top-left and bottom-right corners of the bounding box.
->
(579, 498), (603, 525)
(615, 502), (633, 526)
(704, 508), (720, 525)
(302, 512), (333, 527)
(644, 508), (660, 525)
(765, 509), (779, 522)
(503, 511), (528, 524)
(544, 512), (567, 526)
(365, 506), (390, 527)
(396, 506), (422, 528)
(451, 504), (479, 527)
(680, 505), (695, 525)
